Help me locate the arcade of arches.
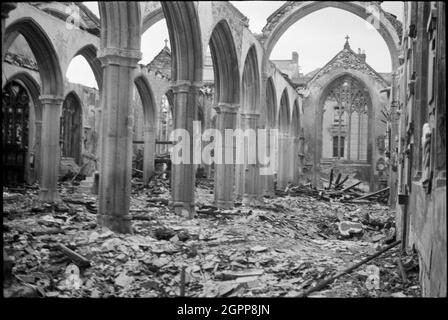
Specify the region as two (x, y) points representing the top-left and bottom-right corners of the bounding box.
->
(1, 2), (446, 297)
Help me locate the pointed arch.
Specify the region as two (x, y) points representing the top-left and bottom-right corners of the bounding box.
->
(98, 2), (142, 51)
(134, 75), (156, 128)
(73, 44), (102, 90)
(6, 72), (42, 121)
(291, 98), (300, 137)
(209, 19), (240, 104)
(61, 91), (83, 165)
(278, 89), (291, 132)
(161, 2), (203, 82)
(261, 2), (401, 71)
(242, 45), (260, 113)
(4, 18), (63, 96)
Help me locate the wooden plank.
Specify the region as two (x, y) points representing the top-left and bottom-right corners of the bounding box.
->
(296, 240), (401, 297)
(353, 187), (390, 201)
(56, 244), (91, 268)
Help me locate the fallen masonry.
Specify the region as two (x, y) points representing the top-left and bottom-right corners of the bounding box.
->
(3, 177), (421, 298)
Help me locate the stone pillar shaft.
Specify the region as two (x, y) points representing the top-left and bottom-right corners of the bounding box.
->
(262, 127), (276, 196)
(34, 120), (42, 182)
(143, 125), (156, 183)
(39, 96), (64, 202)
(214, 103), (238, 208)
(277, 132), (292, 190)
(241, 113), (260, 205)
(97, 49), (141, 233)
(171, 81), (200, 218)
(292, 136), (300, 183)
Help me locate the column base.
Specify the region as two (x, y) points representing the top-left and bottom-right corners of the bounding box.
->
(173, 201), (195, 219)
(38, 188), (61, 203)
(242, 194), (262, 206)
(215, 199), (234, 209)
(263, 190), (275, 197)
(97, 213), (133, 234)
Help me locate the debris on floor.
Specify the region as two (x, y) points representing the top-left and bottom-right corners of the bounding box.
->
(2, 178), (421, 298)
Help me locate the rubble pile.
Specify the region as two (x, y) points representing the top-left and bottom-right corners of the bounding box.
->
(3, 181), (420, 298)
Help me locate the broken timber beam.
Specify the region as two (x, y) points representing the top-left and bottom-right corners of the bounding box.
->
(327, 169), (334, 190)
(56, 244), (91, 268)
(296, 240), (401, 297)
(334, 175), (349, 189)
(352, 187), (390, 201)
(338, 181), (362, 193)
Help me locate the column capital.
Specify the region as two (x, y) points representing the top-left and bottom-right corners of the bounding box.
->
(214, 103), (239, 114)
(241, 112), (260, 120)
(170, 80), (203, 93)
(98, 47), (142, 67)
(1, 3), (16, 18)
(39, 95), (64, 105)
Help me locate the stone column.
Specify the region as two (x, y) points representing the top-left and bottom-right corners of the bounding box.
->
(143, 124), (156, 183)
(241, 113), (260, 205)
(262, 127), (276, 196)
(277, 132), (291, 190)
(293, 136), (301, 184)
(38, 95), (64, 202)
(170, 81), (201, 218)
(286, 134), (295, 185)
(214, 103), (239, 208)
(34, 120), (42, 182)
(97, 48), (141, 234)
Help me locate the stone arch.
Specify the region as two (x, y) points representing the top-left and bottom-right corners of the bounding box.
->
(261, 1), (401, 71)
(98, 2), (141, 51)
(2, 77), (39, 184)
(241, 45), (260, 113)
(73, 44), (102, 90)
(142, 6), (164, 33)
(6, 71), (42, 121)
(134, 75), (157, 127)
(6, 73), (42, 180)
(4, 17), (64, 96)
(209, 19), (240, 104)
(315, 72), (375, 163)
(134, 75), (158, 183)
(278, 88), (291, 132)
(266, 76), (277, 128)
(291, 99), (300, 137)
(313, 71), (376, 189)
(161, 2), (203, 82)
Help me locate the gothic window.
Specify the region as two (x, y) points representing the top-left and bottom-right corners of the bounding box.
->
(2, 81), (30, 185)
(322, 76), (369, 161)
(333, 136), (345, 158)
(61, 93), (82, 164)
(157, 94), (173, 155)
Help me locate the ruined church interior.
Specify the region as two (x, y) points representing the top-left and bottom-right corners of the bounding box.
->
(2, 1), (446, 300)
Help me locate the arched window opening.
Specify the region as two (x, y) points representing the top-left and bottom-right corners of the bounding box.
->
(132, 87), (145, 173)
(157, 93), (173, 156)
(322, 76), (369, 161)
(61, 93), (82, 165)
(66, 55), (98, 89)
(2, 81), (31, 185)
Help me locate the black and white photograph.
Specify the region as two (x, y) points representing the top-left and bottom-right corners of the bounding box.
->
(2, 0), (446, 310)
